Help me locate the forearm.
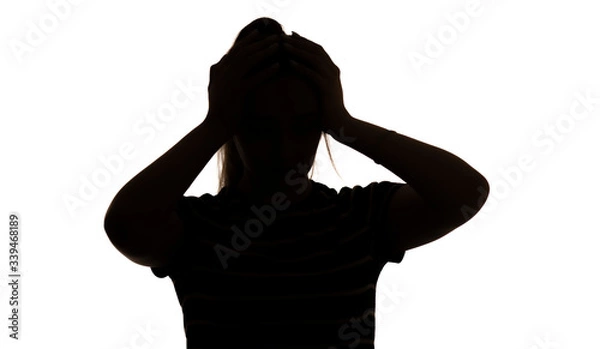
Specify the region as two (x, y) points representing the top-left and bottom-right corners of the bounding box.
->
(105, 114), (231, 219)
(328, 113), (489, 213)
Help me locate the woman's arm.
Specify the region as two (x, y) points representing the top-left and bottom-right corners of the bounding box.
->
(103, 114), (231, 266)
(279, 32), (488, 218)
(105, 114), (230, 219)
(327, 113), (489, 223)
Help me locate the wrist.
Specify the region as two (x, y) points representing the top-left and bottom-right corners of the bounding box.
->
(203, 113), (234, 141)
(323, 114), (356, 144)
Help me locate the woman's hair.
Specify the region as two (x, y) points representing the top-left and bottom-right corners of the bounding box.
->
(216, 17), (339, 191)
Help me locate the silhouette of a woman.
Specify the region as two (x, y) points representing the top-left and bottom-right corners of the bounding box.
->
(104, 17), (489, 349)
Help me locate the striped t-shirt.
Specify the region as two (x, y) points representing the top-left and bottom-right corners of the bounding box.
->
(151, 179), (406, 349)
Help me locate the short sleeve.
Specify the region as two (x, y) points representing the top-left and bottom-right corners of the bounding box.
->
(150, 195), (204, 278)
(359, 181), (407, 264)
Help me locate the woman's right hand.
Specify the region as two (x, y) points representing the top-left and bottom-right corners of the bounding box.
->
(206, 30), (282, 136)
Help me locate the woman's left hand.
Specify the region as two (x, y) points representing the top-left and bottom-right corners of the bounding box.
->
(281, 32), (352, 134)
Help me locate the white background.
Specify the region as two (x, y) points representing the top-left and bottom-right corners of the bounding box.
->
(1, 0), (599, 348)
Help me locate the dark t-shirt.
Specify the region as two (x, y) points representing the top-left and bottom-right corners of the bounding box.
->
(151, 179), (406, 349)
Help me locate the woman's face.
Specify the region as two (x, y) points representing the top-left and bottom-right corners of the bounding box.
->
(234, 74), (322, 180)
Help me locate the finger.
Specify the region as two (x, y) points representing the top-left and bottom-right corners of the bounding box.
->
(285, 32), (320, 53)
(238, 32), (279, 53)
(285, 33), (335, 64)
(237, 29), (262, 46)
(244, 61), (281, 88)
(243, 41), (280, 72)
(224, 36), (278, 75)
(281, 41), (323, 75)
(226, 29), (259, 55)
(233, 35), (279, 66)
(288, 59), (324, 86)
(229, 32), (279, 58)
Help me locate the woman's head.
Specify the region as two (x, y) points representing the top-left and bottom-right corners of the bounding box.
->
(236, 73), (322, 180)
(217, 17), (338, 191)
